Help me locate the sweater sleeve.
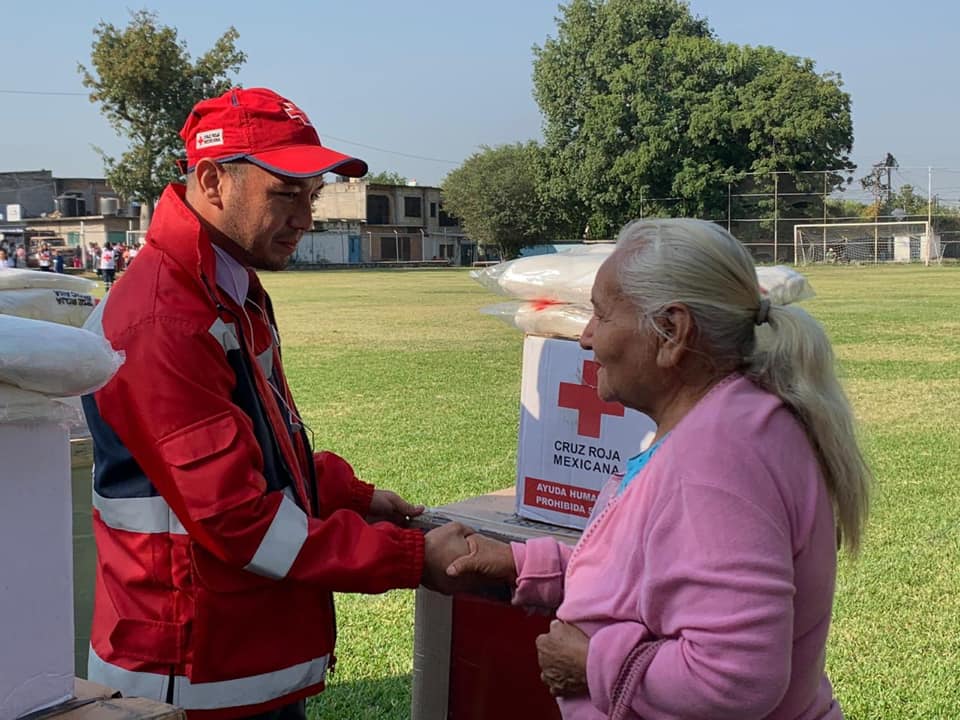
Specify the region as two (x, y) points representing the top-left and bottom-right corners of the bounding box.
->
(585, 621), (655, 716)
(511, 536), (573, 610)
(615, 480), (796, 720)
(96, 315), (423, 594)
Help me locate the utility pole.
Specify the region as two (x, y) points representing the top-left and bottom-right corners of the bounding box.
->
(727, 181), (732, 232)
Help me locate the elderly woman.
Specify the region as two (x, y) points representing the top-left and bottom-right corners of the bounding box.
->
(448, 218), (870, 720)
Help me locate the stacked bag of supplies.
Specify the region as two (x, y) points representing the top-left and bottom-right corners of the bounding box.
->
(0, 267), (98, 327)
(471, 244), (815, 339)
(0, 268), (122, 425)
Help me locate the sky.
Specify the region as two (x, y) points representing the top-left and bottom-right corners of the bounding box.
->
(2, 0), (957, 197)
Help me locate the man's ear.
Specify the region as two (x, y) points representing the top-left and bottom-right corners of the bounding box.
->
(655, 304), (695, 369)
(192, 159), (227, 209)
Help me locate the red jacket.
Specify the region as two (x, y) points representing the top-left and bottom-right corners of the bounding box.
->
(82, 184), (424, 718)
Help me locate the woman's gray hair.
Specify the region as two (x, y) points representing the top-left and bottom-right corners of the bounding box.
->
(614, 218), (870, 554)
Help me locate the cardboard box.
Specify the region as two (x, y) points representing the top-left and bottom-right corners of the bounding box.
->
(516, 335), (656, 529)
(0, 422), (74, 720)
(411, 490), (575, 720)
(22, 679), (183, 720)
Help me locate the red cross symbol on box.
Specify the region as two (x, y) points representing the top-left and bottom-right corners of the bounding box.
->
(558, 360), (625, 438)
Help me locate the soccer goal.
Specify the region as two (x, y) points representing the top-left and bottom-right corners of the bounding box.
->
(794, 221), (939, 265)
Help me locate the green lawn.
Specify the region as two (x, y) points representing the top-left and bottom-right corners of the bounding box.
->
(255, 265), (959, 720)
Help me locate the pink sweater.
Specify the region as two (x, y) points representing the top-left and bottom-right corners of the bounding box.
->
(512, 375), (843, 720)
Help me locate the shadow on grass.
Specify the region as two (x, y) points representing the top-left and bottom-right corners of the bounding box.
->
(307, 674), (413, 720)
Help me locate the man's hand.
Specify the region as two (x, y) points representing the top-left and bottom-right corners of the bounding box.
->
(446, 533), (518, 585)
(367, 489), (424, 526)
(422, 522), (474, 594)
(537, 620), (589, 697)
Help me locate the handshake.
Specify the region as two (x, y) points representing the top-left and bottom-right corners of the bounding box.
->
(420, 521), (517, 595)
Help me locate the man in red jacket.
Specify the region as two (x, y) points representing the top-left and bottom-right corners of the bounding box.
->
(81, 87), (468, 719)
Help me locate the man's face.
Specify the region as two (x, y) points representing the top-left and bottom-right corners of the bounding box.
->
(218, 163), (323, 271)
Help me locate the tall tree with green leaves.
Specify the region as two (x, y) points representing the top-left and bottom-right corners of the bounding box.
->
(442, 142), (560, 258)
(532, 0), (854, 236)
(78, 10), (246, 224)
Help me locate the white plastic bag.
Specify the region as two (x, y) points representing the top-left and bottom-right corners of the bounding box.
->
(470, 245), (614, 304)
(0, 315), (123, 396)
(756, 266), (815, 305)
(0, 267), (96, 293)
(0, 384), (84, 426)
(0, 288), (96, 327)
(481, 301), (592, 340)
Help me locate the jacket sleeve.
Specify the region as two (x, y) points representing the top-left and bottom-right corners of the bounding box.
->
(511, 536), (573, 610)
(312, 451), (375, 518)
(96, 314), (423, 594)
(611, 479), (795, 720)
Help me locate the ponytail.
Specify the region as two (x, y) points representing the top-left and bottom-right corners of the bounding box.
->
(747, 304), (871, 553)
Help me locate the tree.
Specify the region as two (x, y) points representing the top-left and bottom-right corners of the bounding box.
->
(364, 170), (408, 185)
(442, 142), (559, 258)
(532, 0), (854, 236)
(888, 184), (927, 217)
(79, 10), (246, 225)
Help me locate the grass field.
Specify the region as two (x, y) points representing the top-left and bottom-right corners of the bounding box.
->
(254, 264), (959, 719)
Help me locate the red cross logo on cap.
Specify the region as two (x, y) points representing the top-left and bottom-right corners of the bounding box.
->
(282, 101), (313, 127)
(558, 360), (625, 438)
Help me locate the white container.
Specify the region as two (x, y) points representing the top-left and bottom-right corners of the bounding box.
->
(0, 421), (75, 720)
(515, 335), (656, 530)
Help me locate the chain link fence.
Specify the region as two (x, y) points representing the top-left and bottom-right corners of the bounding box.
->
(633, 167), (960, 264)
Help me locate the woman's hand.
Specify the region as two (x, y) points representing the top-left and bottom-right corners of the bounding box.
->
(445, 533), (518, 585)
(537, 620), (589, 697)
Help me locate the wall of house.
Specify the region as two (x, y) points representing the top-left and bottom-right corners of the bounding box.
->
(24, 216), (140, 249)
(313, 179), (366, 221)
(55, 178), (125, 218)
(0, 172), (132, 221)
(0, 171), (56, 218)
(312, 180), (474, 264)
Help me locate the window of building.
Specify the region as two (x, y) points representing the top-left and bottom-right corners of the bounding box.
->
(439, 208), (458, 227)
(439, 243), (454, 259)
(404, 196), (422, 218)
(367, 194), (391, 224)
(430, 202), (437, 218)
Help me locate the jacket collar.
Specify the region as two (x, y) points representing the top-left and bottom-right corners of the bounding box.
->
(146, 183), (220, 293)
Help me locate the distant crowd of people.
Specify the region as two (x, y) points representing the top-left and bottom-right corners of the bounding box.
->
(0, 239), (140, 289)
(0, 242), (27, 269)
(84, 241), (140, 289)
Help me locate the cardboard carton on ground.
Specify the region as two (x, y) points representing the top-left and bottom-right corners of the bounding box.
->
(52, 679), (184, 720)
(0, 422), (74, 720)
(516, 335), (657, 530)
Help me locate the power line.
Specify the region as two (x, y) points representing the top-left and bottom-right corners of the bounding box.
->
(0, 89), (87, 97)
(0, 87), (463, 166)
(320, 134), (460, 165)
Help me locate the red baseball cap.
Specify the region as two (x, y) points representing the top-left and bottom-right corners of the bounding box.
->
(179, 87), (367, 178)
